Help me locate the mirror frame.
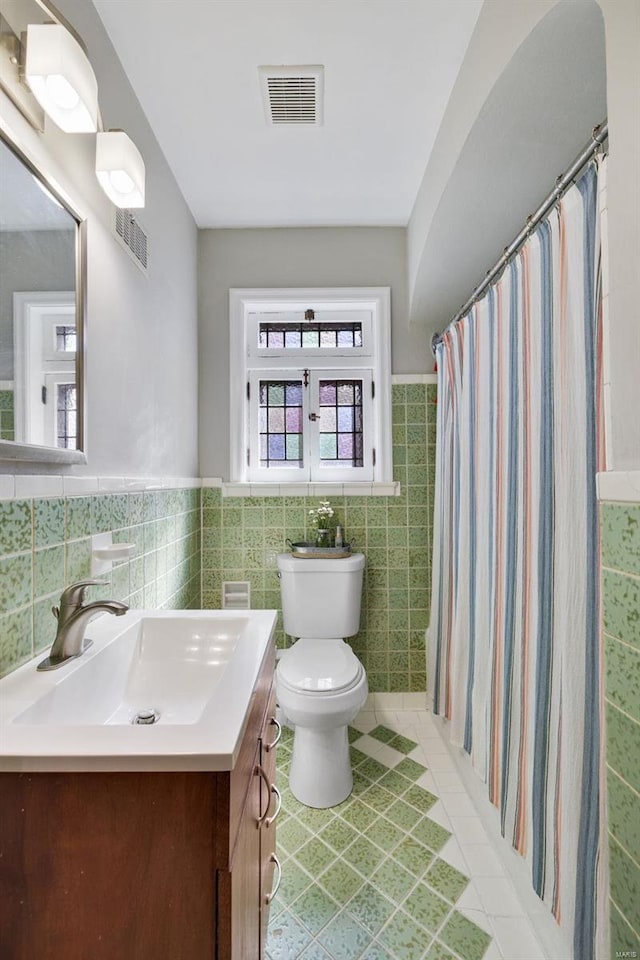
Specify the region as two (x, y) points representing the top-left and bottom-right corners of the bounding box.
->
(0, 126), (87, 464)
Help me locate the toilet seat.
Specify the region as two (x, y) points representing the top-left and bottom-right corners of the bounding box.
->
(278, 639), (363, 694)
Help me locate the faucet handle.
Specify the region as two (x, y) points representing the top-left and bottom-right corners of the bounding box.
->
(59, 579), (108, 611)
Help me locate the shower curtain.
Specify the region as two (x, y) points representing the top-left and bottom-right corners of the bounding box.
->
(429, 159), (605, 959)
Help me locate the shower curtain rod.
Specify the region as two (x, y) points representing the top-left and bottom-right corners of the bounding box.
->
(431, 120), (608, 354)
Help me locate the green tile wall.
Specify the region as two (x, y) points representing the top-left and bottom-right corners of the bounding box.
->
(202, 382), (437, 693)
(0, 390), (15, 441)
(0, 487), (201, 678)
(601, 502), (640, 955)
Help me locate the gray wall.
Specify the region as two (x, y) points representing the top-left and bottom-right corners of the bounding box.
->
(198, 226), (428, 478)
(0, 0), (199, 477)
(0, 230), (75, 379)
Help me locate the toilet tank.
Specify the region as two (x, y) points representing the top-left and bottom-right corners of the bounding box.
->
(277, 553), (365, 639)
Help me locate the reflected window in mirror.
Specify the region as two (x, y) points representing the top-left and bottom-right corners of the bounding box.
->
(0, 131), (85, 461)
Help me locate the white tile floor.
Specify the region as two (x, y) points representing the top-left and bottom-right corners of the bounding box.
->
(349, 708), (550, 960)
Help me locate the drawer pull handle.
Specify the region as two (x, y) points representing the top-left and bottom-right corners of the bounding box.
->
(265, 853), (281, 904)
(265, 717), (281, 752)
(256, 765), (271, 826)
(265, 784), (281, 828)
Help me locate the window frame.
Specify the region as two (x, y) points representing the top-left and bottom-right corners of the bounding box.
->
(230, 287), (392, 484)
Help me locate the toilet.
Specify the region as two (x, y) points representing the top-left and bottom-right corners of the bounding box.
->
(276, 552), (367, 808)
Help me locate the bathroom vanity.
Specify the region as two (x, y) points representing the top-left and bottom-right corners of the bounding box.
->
(0, 609), (279, 960)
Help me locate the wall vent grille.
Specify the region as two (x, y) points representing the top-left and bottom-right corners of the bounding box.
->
(259, 65), (324, 125)
(114, 209), (149, 274)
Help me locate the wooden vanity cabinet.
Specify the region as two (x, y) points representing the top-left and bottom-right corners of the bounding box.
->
(0, 644), (279, 960)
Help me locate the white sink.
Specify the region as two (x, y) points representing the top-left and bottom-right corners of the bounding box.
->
(0, 609), (277, 772)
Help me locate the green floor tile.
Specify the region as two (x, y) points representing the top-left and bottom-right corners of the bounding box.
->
(361, 783), (397, 814)
(317, 910), (370, 960)
(347, 884), (396, 935)
(377, 909), (433, 959)
(267, 908), (314, 960)
(359, 757), (390, 781)
(278, 816), (315, 856)
(404, 882), (451, 933)
(388, 733), (419, 754)
(425, 943), (457, 960)
(404, 784), (439, 813)
(295, 837), (337, 875)
(299, 941), (333, 959)
(348, 726), (362, 743)
(378, 769), (413, 796)
(386, 798), (423, 830)
(278, 858), (313, 906)
(392, 836), (434, 877)
(439, 911), (492, 960)
(364, 816), (405, 853)
(425, 859), (469, 903)
(359, 943), (396, 960)
(271, 715), (496, 960)
(369, 724), (397, 744)
(370, 857), (417, 903)
(395, 757), (428, 780)
(340, 801), (379, 831)
(289, 885), (340, 937)
(318, 859), (364, 901)
(319, 816), (360, 854)
(342, 835), (387, 874)
(296, 805), (336, 831)
(411, 817), (451, 852)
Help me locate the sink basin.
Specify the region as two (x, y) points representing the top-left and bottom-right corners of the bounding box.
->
(0, 609), (277, 772)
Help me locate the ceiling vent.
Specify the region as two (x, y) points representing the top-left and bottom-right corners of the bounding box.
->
(114, 208), (148, 275)
(259, 65), (324, 126)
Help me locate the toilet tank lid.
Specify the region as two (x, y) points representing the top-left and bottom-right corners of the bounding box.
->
(277, 552), (365, 573)
(278, 638), (363, 692)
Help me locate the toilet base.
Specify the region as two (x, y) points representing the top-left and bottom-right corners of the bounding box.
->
(289, 723), (352, 808)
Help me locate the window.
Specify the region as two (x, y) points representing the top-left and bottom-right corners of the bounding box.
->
(230, 288), (391, 484)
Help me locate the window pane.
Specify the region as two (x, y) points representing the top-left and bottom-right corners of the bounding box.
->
(286, 383), (303, 405)
(56, 383), (77, 449)
(319, 382), (336, 405)
(258, 321), (363, 350)
(56, 324), (76, 352)
(319, 434), (337, 459)
(259, 379), (304, 469)
(317, 378), (364, 468)
(268, 383), (284, 405)
(268, 407), (284, 432)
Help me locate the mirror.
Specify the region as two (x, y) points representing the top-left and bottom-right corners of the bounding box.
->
(0, 130), (85, 462)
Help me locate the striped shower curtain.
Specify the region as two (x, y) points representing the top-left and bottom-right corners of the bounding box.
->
(429, 159), (605, 959)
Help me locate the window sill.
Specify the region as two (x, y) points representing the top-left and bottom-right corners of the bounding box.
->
(202, 479), (401, 498)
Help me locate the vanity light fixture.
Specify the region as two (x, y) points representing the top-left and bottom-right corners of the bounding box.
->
(95, 130), (145, 208)
(25, 23), (98, 133)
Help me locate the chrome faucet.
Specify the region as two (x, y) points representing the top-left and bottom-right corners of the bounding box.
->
(37, 579), (129, 671)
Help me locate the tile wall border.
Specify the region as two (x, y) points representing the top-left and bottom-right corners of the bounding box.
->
(0, 476), (202, 501)
(597, 471), (640, 503)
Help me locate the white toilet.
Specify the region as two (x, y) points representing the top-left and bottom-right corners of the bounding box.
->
(276, 552), (368, 808)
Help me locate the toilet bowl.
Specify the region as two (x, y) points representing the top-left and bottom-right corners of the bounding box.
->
(276, 552), (367, 808)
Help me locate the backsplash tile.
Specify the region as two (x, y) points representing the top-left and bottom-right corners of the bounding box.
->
(0, 487), (201, 678)
(602, 499), (640, 953)
(201, 383), (436, 693)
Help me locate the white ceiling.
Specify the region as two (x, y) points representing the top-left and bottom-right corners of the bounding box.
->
(92, 0), (482, 228)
